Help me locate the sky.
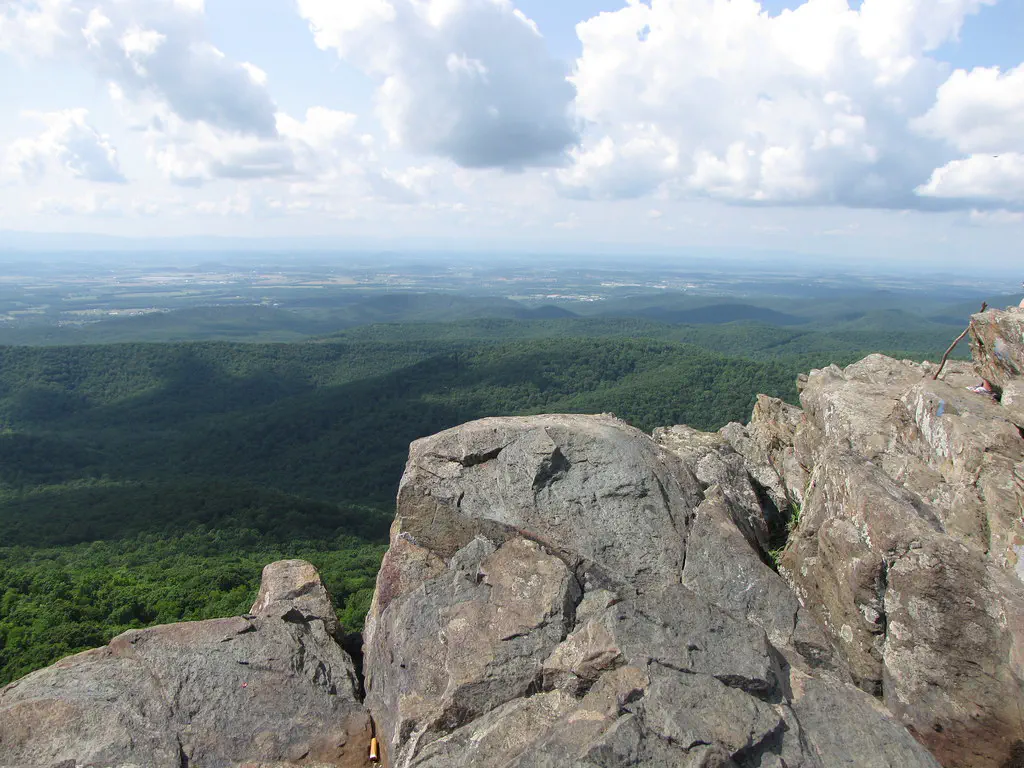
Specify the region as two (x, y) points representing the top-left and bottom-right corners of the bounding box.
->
(0, 0), (1022, 267)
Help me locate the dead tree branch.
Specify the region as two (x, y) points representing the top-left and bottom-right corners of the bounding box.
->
(933, 301), (987, 380)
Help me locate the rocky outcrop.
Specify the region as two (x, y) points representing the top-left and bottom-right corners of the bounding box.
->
(362, 307), (1024, 768)
(364, 414), (940, 768)
(250, 559), (343, 639)
(0, 560), (370, 768)
(677, 309), (1024, 768)
(764, 348), (1024, 768)
(972, 308), (1024, 390)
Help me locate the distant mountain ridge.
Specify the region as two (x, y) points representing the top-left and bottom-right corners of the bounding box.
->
(0, 288), (986, 348)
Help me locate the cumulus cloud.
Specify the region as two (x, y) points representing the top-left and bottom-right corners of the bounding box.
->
(4, 109), (125, 183)
(917, 153), (1024, 204)
(1, 0), (277, 136)
(913, 64), (1024, 154)
(911, 63), (1024, 206)
(119, 94), (375, 186)
(2, 0), (384, 187)
(295, 0), (578, 168)
(5, 0), (1020, 217)
(560, 0), (1021, 210)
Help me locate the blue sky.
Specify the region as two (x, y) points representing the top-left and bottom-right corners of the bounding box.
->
(0, 0), (1022, 268)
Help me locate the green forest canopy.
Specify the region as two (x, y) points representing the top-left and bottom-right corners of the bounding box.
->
(0, 319), (962, 684)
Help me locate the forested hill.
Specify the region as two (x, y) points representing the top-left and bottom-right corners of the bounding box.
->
(0, 337), (804, 508)
(0, 323), (961, 685)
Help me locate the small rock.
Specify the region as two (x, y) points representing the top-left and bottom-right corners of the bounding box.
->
(249, 559), (340, 638)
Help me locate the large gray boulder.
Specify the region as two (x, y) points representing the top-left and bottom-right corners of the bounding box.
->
(970, 308), (1024, 389)
(391, 414), (704, 592)
(364, 414), (940, 768)
(0, 560), (370, 768)
(708, 337), (1024, 767)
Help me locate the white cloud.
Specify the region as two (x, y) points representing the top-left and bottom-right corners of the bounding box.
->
(295, 0), (578, 168)
(107, 81), (376, 187)
(913, 64), (1024, 154)
(379, 164), (441, 202)
(3, 0), (1020, 223)
(917, 153), (1024, 204)
(2, 0), (277, 136)
(4, 109), (125, 183)
(0, 0), (64, 58)
(1, 1), (398, 187)
(856, 0), (996, 69)
(560, 0), (1013, 210)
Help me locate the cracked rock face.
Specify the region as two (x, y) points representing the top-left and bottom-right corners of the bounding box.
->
(769, 351), (1024, 768)
(392, 414), (703, 593)
(701, 327), (1024, 768)
(365, 415), (938, 768)
(0, 560), (369, 768)
(250, 559), (343, 639)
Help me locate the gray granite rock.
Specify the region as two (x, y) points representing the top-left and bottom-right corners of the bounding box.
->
(0, 562), (369, 768)
(250, 559), (342, 638)
(970, 307), (1024, 391)
(737, 346), (1024, 768)
(393, 414), (703, 593)
(682, 487), (831, 666)
(365, 414), (940, 768)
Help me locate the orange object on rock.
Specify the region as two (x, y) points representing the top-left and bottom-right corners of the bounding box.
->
(369, 736), (380, 763)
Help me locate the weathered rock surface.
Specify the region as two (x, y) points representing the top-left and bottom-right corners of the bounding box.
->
(250, 559), (343, 639)
(0, 560), (369, 768)
(972, 307), (1024, 428)
(971, 308), (1024, 389)
(364, 310), (1024, 768)
(769, 352), (1024, 768)
(392, 414), (704, 592)
(679, 310), (1024, 768)
(365, 415), (940, 768)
